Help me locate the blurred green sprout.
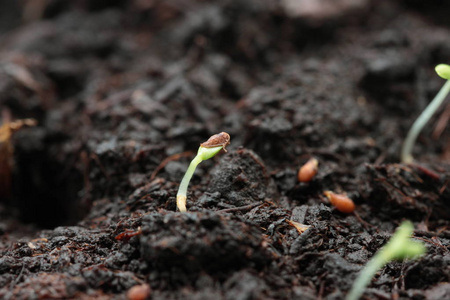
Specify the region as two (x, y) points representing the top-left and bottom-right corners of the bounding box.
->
(346, 221), (426, 300)
(401, 64), (450, 163)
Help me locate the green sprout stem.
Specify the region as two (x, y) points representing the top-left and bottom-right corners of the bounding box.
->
(401, 64), (450, 163)
(346, 221), (426, 300)
(176, 145), (223, 212)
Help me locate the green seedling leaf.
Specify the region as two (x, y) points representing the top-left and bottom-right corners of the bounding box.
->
(197, 145), (223, 161)
(435, 64), (450, 80)
(378, 221), (426, 261)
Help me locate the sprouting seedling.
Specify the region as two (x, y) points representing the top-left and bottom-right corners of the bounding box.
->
(346, 221), (426, 300)
(176, 132), (230, 212)
(401, 64), (450, 163)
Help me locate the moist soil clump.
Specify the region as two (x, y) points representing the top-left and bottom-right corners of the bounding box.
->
(0, 0), (449, 299)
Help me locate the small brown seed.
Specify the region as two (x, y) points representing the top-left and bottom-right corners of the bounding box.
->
(200, 132), (231, 152)
(127, 284), (151, 300)
(298, 158), (319, 182)
(324, 191), (355, 213)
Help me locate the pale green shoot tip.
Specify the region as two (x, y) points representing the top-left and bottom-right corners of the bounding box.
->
(380, 221), (426, 260)
(435, 64), (450, 80)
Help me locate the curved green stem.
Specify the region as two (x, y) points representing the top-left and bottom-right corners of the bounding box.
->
(176, 155), (202, 212)
(176, 145), (223, 212)
(401, 80), (450, 163)
(346, 255), (385, 300)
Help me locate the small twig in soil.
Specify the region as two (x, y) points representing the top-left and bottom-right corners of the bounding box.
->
(410, 164), (441, 181)
(392, 281), (401, 300)
(432, 102), (450, 139)
(150, 151), (193, 180)
(10, 264), (26, 291)
(90, 153), (110, 180)
(115, 227), (142, 242)
(217, 202), (263, 213)
(378, 180), (410, 199)
(353, 211), (375, 230)
(374, 152), (387, 165)
(414, 236), (448, 253)
(317, 273), (327, 300)
(439, 179), (449, 194)
(414, 229), (450, 239)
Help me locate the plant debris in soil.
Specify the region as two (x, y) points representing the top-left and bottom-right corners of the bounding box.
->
(0, 0), (449, 299)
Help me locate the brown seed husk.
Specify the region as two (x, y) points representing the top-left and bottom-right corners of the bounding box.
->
(200, 132), (231, 152)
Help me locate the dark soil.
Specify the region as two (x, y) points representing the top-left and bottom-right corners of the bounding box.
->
(0, 0), (449, 299)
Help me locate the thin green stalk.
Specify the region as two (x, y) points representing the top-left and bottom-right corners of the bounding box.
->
(176, 132), (230, 212)
(401, 66), (450, 163)
(346, 256), (385, 300)
(176, 155), (203, 212)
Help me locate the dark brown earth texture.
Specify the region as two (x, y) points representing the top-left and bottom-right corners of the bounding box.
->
(0, 0), (449, 299)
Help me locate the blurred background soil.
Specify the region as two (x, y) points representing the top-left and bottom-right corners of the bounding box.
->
(0, 0), (449, 299)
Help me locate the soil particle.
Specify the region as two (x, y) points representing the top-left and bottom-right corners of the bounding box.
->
(0, 272), (82, 300)
(82, 265), (141, 292)
(222, 270), (268, 300)
(139, 211), (269, 286)
(362, 163), (449, 225)
(362, 56), (416, 85)
(404, 254), (450, 290)
(424, 282), (450, 300)
(205, 148), (278, 208)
